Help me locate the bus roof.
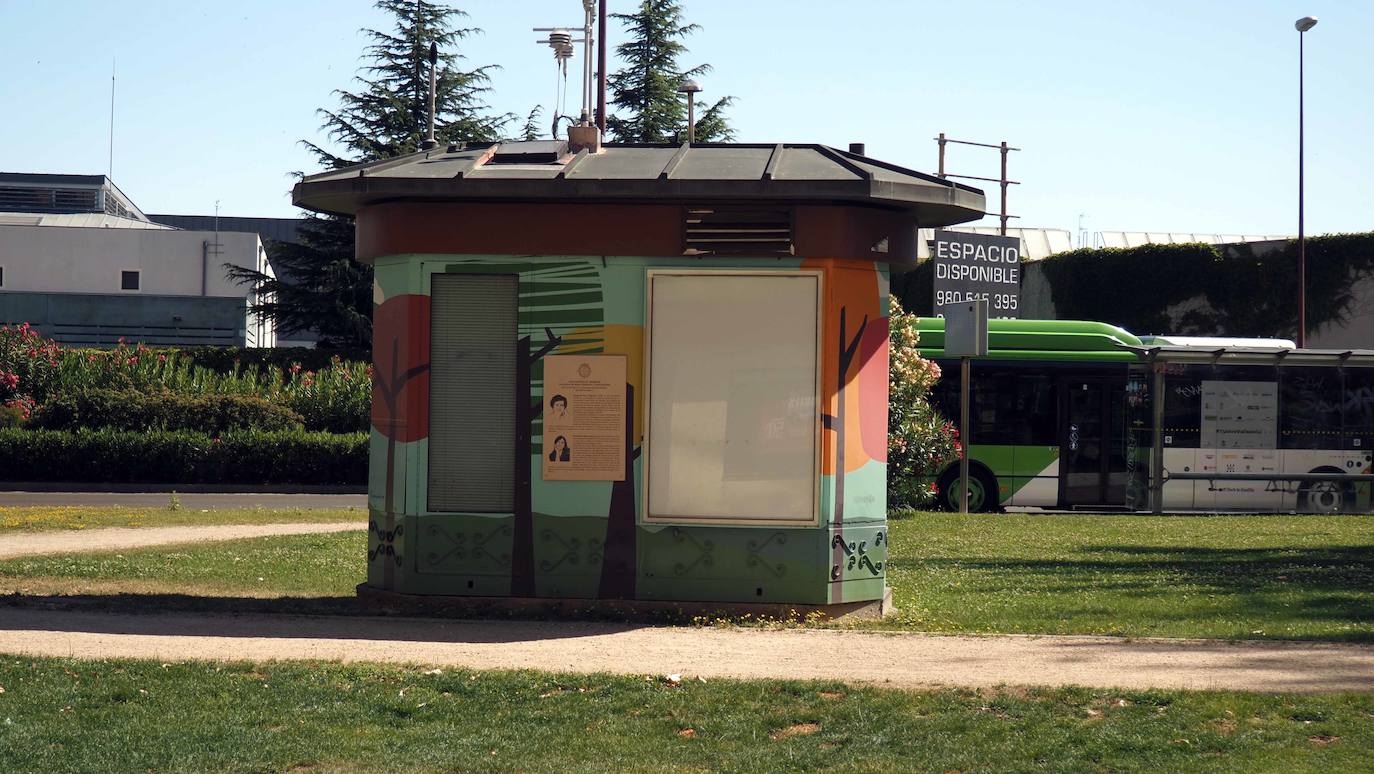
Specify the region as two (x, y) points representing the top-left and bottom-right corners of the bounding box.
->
(914, 318), (1374, 367)
(914, 318), (1143, 361)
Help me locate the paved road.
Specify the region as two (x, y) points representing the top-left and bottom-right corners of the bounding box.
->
(0, 492), (366, 510)
(1, 610), (1369, 693)
(0, 521), (368, 560)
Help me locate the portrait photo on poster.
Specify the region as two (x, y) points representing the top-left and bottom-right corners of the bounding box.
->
(541, 354), (626, 481)
(548, 393), (569, 420)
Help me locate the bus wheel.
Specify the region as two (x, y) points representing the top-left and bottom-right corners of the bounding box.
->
(1300, 474), (1353, 514)
(937, 466), (998, 513)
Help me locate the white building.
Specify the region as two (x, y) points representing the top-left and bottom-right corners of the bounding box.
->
(0, 173), (274, 347)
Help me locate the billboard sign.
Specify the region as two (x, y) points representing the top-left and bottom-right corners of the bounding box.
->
(932, 230), (1021, 319)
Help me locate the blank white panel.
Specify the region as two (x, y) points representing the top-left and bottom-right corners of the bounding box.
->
(428, 273), (518, 512)
(647, 273), (819, 522)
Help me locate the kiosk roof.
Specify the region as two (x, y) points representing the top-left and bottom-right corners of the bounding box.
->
(292, 140), (987, 226)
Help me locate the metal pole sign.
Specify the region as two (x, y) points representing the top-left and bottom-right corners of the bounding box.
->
(931, 230), (1022, 319)
(944, 299), (988, 514)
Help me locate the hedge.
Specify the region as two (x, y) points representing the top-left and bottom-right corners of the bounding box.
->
(0, 428), (367, 485)
(64, 346), (370, 374)
(30, 389), (305, 434)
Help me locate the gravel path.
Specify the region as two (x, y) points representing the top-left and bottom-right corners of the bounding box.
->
(2, 609), (1370, 693)
(0, 492), (365, 509)
(0, 522), (367, 559)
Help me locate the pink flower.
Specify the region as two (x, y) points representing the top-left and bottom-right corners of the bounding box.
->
(289, 363), (302, 375)
(157, 354), (167, 363)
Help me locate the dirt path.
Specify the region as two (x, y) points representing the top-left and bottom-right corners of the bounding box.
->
(0, 522), (366, 559)
(0, 492), (365, 509)
(1, 609), (1369, 693)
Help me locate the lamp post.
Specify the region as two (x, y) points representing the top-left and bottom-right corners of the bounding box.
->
(678, 78), (702, 143)
(1296, 15), (1317, 348)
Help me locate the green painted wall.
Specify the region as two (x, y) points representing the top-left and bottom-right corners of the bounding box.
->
(367, 253), (890, 607)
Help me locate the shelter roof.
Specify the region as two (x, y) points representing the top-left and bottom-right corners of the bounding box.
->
(292, 140), (986, 227)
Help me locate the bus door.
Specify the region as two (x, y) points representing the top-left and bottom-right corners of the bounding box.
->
(1061, 379), (1129, 507)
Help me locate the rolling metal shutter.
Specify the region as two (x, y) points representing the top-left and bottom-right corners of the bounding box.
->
(427, 273), (518, 512)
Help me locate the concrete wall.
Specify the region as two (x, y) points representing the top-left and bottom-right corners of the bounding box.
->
(1310, 272), (1374, 349)
(0, 224), (266, 298)
(0, 292), (257, 346)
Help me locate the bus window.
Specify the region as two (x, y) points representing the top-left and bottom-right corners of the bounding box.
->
(1344, 369), (1374, 451)
(1281, 366), (1343, 450)
(969, 369), (1055, 445)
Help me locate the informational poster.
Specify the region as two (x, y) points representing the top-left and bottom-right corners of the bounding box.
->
(931, 230), (1021, 319)
(541, 354), (627, 481)
(1200, 380), (1277, 449)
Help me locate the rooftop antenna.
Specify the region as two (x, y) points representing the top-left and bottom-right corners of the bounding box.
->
(422, 41), (438, 150)
(108, 59), (116, 178)
(536, 2), (595, 137)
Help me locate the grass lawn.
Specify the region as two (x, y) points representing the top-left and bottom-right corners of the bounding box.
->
(0, 531), (363, 599)
(0, 657), (1369, 773)
(879, 512), (1374, 642)
(1, 513), (1370, 642)
(0, 505), (364, 533)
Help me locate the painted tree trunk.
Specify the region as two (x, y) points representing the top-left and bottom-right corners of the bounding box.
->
(829, 306), (867, 604)
(598, 385), (638, 599)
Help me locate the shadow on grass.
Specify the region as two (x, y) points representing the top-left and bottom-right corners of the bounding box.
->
(893, 544), (1374, 641)
(0, 591), (655, 642)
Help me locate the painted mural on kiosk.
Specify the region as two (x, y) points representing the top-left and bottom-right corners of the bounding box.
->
(367, 253), (891, 607)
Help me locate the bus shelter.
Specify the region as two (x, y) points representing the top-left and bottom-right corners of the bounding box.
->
(915, 319), (1374, 514)
(293, 139), (985, 616)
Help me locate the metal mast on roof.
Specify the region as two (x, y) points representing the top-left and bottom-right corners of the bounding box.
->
(935, 133), (1021, 236)
(535, 1), (596, 138)
(108, 59), (116, 179)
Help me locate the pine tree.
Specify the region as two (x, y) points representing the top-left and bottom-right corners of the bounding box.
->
(229, 1), (506, 348)
(606, 0), (734, 143)
(518, 105), (544, 141)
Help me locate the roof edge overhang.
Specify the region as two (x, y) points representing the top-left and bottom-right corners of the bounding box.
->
(291, 142), (987, 229)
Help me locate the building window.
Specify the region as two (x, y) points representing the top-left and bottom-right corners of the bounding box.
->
(120, 270), (140, 291)
(0, 266), (5, 287)
(427, 273), (518, 513)
(644, 270), (821, 525)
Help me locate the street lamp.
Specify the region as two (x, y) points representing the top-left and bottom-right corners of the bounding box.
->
(1295, 15), (1317, 347)
(677, 78), (702, 143)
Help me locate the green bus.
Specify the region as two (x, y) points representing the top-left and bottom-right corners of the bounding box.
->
(916, 318), (1374, 513)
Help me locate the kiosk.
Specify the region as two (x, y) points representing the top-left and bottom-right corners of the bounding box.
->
(293, 139), (985, 616)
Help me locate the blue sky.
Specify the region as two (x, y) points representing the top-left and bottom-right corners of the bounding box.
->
(1, 0), (1369, 237)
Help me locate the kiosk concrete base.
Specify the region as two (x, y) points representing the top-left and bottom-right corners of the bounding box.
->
(356, 584), (895, 622)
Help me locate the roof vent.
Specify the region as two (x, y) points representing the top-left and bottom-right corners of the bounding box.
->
(487, 140), (569, 164)
(682, 207), (794, 256)
(848, 142), (866, 155)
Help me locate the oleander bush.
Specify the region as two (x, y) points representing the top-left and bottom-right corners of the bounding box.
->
(0, 325), (371, 433)
(0, 325), (372, 483)
(30, 389), (305, 434)
(0, 428), (367, 485)
(887, 296), (960, 509)
(69, 345), (372, 375)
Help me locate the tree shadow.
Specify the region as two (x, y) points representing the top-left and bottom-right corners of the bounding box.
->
(895, 544), (1374, 641)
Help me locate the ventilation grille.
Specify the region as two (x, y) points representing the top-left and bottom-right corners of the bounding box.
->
(0, 186), (100, 214)
(682, 207), (794, 256)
